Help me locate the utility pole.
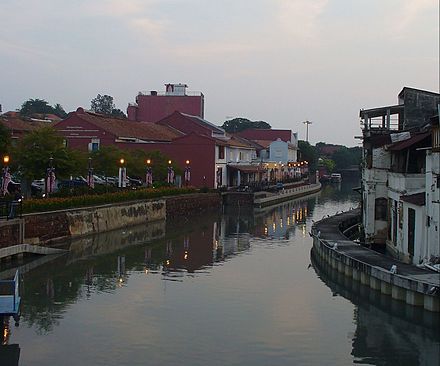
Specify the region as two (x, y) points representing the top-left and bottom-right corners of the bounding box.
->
(303, 120), (312, 142)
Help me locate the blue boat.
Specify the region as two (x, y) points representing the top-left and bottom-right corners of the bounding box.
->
(0, 271), (20, 319)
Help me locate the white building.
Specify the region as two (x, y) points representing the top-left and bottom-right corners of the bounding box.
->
(360, 88), (440, 265)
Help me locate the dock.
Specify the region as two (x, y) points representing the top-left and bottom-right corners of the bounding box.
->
(311, 209), (440, 312)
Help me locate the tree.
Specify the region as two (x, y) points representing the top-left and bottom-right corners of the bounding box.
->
(0, 122), (11, 158)
(19, 99), (68, 119)
(221, 118), (271, 133)
(20, 99), (54, 117)
(91, 94), (126, 118)
(12, 127), (82, 195)
(111, 108), (126, 118)
(332, 146), (362, 170)
(298, 140), (318, 170)
(91, 94), (115, 115)
(53, 103), (68, 118)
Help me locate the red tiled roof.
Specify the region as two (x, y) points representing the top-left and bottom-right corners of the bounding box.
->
(61, 110), (182, 141)
(0, 116), (49, 132)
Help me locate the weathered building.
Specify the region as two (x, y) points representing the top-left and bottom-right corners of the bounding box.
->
(360, 87), (440, 265)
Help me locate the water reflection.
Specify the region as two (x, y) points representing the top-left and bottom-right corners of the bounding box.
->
(311, 248), (440, 365)
(5, 180), (438, 366)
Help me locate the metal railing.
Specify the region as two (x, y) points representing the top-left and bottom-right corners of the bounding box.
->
(0, 200), (23, 220)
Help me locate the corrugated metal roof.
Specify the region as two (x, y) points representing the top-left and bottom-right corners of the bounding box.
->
(387, 132), (431, 151)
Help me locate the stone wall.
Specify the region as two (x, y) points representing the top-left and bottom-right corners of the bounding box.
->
(0, 193), (221, 247)
(165, 193), (221, 220)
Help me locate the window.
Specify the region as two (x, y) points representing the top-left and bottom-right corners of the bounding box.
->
(218, 146), (225, 159)
(89, 139), (100, 152)
(374, 198), (388, 221)
(408, 208), (415, 256)
(239, 151), (243, 161)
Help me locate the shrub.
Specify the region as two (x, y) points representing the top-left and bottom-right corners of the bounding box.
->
(22, 187), (197, 214)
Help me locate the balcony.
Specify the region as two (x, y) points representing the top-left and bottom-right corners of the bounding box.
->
(387, 172), (425, 194)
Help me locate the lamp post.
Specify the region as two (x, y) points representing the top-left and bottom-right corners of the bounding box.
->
(118, 158), (126, 188)
(184, 160), (191, 186)
(167, 160), (174, 185)
(1, 155), (11, 196)
(87, 157), (94, 189)
(45, 157), (55, 197)
(303, 120), (312, 142)
(146, 159), (153, 187)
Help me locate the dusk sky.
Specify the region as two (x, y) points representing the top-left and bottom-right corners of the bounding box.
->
(1, 0), (438, 146)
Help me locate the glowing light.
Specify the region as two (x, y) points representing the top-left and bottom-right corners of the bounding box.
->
(186, 159), (190, 165)
(120, 158), (125, 165)
(184, 251), (188, 260)
(146, 159), (151, 165)
(166, 260), (170, 265)
(3, 155), (9, 164)
(168, 160), (172, 165)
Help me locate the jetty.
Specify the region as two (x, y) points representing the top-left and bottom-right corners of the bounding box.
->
(311, 209), (440, 312)
(223, 182), (321, 208)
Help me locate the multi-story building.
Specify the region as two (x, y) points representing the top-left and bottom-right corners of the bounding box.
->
(127, 83), (204, 123)
(360, 87), (440, 265)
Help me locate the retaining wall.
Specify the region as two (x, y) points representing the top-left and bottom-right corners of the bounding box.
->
(312, 211), (440, 312)
(0, 193), (221, 247)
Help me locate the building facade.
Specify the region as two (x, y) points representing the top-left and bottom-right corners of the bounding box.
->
(127, 83), (204, 123)
(360, 87), (440, 265)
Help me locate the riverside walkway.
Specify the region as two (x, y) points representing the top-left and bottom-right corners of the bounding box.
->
(311, 209), (440, 312)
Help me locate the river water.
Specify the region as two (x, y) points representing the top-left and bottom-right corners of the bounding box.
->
(2, 181), (439, 365)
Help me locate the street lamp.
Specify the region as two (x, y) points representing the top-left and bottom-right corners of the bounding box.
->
(184, 160), (191, 186)
(45, 157), (55, 196)
(118, 158), (126, 188)
(1, 155), (11, 196)
(167, 160), (174, 184)
(146, 159), (153, 187)
(87, 157), (94, 188)
(303, 120), (312, 142)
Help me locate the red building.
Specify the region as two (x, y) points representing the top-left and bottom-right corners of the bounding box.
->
(127, 83), (204, 123)
(54, 107), (180, 151)
(236, 128), (296, 143)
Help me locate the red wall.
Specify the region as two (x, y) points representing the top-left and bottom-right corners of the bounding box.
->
(130, 134), (216, 188)
(55, 114), (116, 151)
(129, 94), (204, 122)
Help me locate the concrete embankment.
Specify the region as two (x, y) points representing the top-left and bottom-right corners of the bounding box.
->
(0, 193), (221, 248)
(223, 183), (321, 208)
(311, 209), (440, 312)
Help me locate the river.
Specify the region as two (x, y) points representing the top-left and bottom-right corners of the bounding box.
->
(2, 180), (439, 365)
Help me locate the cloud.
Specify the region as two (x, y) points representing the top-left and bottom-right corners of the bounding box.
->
(388, 0), (438, 36)
(276, 0), (329, 42)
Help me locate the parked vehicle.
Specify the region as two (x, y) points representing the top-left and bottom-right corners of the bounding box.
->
(330, 173), (342, 183)
(58, 178), (88, 189)
(127, 176), (142, 187)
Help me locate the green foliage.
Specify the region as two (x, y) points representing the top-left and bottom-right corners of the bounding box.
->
(221, 117), (271, 133)
(90, 94), (126, 117)
(298, 140), (318, 170)
(12, 126), (81, 181)
(320, 158), (335, 173)
(0, 122), (11, 157)
(111, 108), (126, 118)
(53, 103), (68, 118)
(91, 147), (177, 180)
(332, 146), (362, 170)
(22, 187), (197, 213)
(19, 99), (67, 118)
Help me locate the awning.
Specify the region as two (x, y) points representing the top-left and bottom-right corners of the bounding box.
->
(387, 132), (431, 151)
(228, 165), (261, 173)
(401, 192), (425, 206)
